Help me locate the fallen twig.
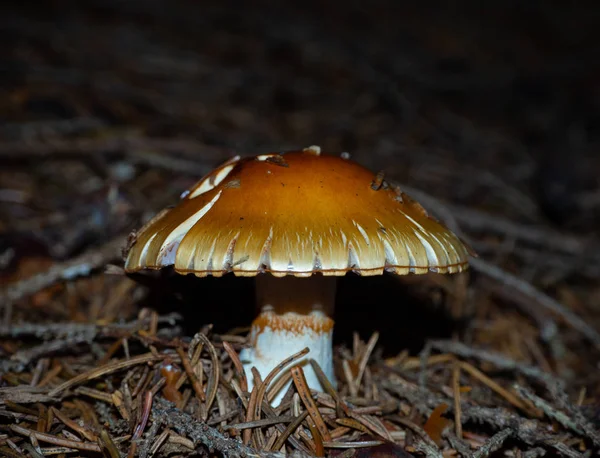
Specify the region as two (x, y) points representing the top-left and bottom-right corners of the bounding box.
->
(514, 385), (583, 436)
(10, 424), (102, 452)
(0, 314), (181, 339)
(428, 340), (560, 387)
(472, 428), (513, 458)
(153, 398), (309, 458)
(470, 257), (600, 351)
(0, 235), (126, 307)
(49, 352), (170, 397)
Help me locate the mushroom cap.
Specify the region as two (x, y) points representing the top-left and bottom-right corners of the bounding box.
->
(124, 148), (471, 278)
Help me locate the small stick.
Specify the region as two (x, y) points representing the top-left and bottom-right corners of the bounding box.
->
(322, 440), (384, 449)
(99, 429), (121, 458)
(133, 391), (153, 439)
(74, 386), (114, 404)
(354, 332), (379, 390)
(49, 353), (169, 396)
(472, 428), (513, 458)
(271, 410), (309, 452)
(1, 235), (126, 306)
(452, 361), (463, 438)
(98, 338), (125, 366)
(336, 418), (370, 434)
(223, 341), (248, 392)
(291, 365), (332, 442)
(21, 443), (43, 458)
(148, 428), (170, 457)
(392, 415), (442, 450)
(459, 361), (530, 413)
(195, 333), (220, 414)
(128, 391), (153, 458)
(260, 398), (312, 455)
(266, 370), (293, 403)
(342, 359), (358, 397)
(514, 385), (583, 436)
(246, 347), (310, 447)
(1, 444), (24, 458)
(176, 347), (206, 402)
(402, 353), (455, 370)
(253, 347), (310, 423)
(153, 398), (283, 458)
(226, 416), (295, 431)
(51, 407), (97, 442)
(348, 412), (393, 441)
(470, 257), (600, 350)
(244, 368), (263, 446)
(429, 339), (559, 386)
(310, 359), (349, 418)
(37, 364), (64, 388)
(30, 358), (49, 387)
(10, 425), (101, 452)
(306, 418), (325, 457)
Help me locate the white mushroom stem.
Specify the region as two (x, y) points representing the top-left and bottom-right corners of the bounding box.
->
(240, 274), (337, 405)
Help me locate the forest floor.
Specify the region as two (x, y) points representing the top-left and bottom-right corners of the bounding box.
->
(1, 1), (599, 457)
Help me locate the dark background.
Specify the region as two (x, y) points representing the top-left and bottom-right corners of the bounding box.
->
(3, 0), (600, 212)
(1, 0), (599, 353)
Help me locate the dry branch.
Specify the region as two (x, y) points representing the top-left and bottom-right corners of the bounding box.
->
(153, 398), (310, 458)
(0, 235), (126, 307)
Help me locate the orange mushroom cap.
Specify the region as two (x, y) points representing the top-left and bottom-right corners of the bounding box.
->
(124, 147), (471, 278)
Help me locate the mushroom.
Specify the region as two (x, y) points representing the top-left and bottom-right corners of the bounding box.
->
(124, 146), (471, 402)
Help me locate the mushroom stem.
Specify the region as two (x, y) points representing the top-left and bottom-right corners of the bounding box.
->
(240, 274), (336, 404)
